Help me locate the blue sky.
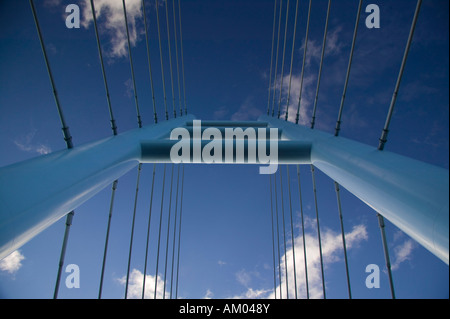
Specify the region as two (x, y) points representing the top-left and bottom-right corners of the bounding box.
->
(0, 0), (448, 299)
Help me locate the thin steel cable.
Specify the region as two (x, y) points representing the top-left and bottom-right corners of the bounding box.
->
(377, 214), (396, 299)
(175, 164), (185, 299)
(286, 166), (298, 299)
(122, 0), (142, 128)
(334, 182), (352, 299)
(163, 164), (175, 298)
(273, 171), (282, 298)
(125, 163), (143, 299)
(378, 0), (422, 150)
(267, 0), (278, 116)
(310, 0), (331, 129)
(142, 0), (158, 124)
(269, 175), (278, 299)
(142, 164), (157, 299)
(310, 165), (326, 299)
(90, 0), (118, 135)
(271, 0), (283, 117)
(29, 0), (72, 148)
(164, 0), (177, 118)
(171, 0), (183, 118)
(170, 165), (181, 299)
(279, 169), (289, 298)
(155, 163), (167, 298)
(284, 0), (299, 122)
(294, 0), (312, 125)
(90, 0), (122, 297)
(276, 0), (290, 119)
(177, 0), (187, 115)
(375, 0), (422, 300)
(30, 1), (77, 298)
(296, 165), (309, 299)
(334, 0), (363, 137)
(98, 180), (118, 299)
(155, 0), (169, 120)
(53, 211), (74, 299)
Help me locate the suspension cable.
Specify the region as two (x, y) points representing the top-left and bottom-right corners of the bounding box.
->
(171, 0), (183, 117)
(175, 164), (185, 299)
(267, 0), (278, 116)
(310, 165), (326, 299)
(155, 0), (169, 120)
(276, 0), (290, 119)
(296, 165), (309, 299)
(89, 0), (118, 134)
(269, 175), (278, 299)
(164, 0), (177, 118)
(53, 211), (74, 299)
(334, 182), (352, 299)
(378, 0), (422, 150)
(154, 164), (167, 298)
(306, 0), (352, 299)
(29, 0), (72, 148)
(142, 0), (158, 124)
(163, 164), (175, 298)
(271, 0), (283, 117)
(125, 163), (143, 299)
(178, 0), (188, 115)
(377, 213), (396, 299)
(334, 0), (362, 137)
(122, 0), (142, 128)
(310, 0), (331, 129)
(170, 165), (181, 299)
(273, 171), (282, 298)
(98, 180), (118, 299)
(284, 0), (299, 122)
(286, 166), (298, 299)
(29, 0), (77, 299)
(142, 164), (157, 299)
(294, 0), (312, 125)
(279, 169), (289, 298)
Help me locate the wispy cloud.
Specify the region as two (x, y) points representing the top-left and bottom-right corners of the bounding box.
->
(0, 250), (25, 275)
(227, 223), (368, 299)
(270, 73), (316, 125)
(204, 289), (214, 299)
(81, 0), (143, 59)
(14, 130), (51, 155)
(116, 268), (169, 299)
(217, 260), (227, 266)
(231, 96), (263, 121)
(391, 232), (416, 271)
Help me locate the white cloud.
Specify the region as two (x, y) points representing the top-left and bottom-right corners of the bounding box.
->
(14, 130), (52, 155)
(227, 223), (368, 299)
(270, 224), (368, 299)
(204, 289), (214, 299)
(217, 260), (226, 266)
(270, 73), (316, 125)
(229, 287), (273, 299)
(116, 268), (169, 299)
(325, 26), (344, 56)
(235, 269), (252, 287)
(391, 239), (416, 271)
(0, 250), (25, 275)
(81, 0), (143, 58)
(231, 97), (263, 121)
